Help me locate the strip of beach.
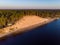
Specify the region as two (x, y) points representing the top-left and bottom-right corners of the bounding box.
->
(0, 15), (56, 38)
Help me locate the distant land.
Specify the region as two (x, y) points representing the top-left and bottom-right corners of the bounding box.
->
(0, 6), (60, 9)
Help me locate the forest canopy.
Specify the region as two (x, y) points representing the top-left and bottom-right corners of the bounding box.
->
(0, 10), (60, 29)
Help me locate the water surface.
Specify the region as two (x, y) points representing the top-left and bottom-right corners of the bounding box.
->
(0, 19), (60, 45)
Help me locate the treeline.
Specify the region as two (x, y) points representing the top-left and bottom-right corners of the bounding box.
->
(0, 10), (60, 29)
(0, 10), (23, 29)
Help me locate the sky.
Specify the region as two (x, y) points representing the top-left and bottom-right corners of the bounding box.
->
(0, 0), (60, 9)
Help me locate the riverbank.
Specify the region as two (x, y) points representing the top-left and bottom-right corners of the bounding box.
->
(0, 15), (56, 38)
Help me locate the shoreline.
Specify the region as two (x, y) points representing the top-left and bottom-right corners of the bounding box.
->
(11, 18), (56, 35)
(0, 16), (57, 39)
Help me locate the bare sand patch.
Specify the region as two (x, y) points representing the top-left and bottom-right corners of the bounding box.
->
(0, 15), (56, 38)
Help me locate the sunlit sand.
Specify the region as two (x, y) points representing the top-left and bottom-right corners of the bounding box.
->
(0, 15), (56, 38)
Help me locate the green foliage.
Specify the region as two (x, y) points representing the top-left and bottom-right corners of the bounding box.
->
(0, 10), (60, 29)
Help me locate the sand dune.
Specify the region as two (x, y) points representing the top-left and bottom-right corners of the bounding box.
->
(0, 15), (56, 38)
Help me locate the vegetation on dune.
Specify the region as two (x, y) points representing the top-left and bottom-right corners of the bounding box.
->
(0, 10), (60, 29)
(0, 10), (23, 29)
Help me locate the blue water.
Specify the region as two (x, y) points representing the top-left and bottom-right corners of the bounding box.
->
(0, 19), (60, 45)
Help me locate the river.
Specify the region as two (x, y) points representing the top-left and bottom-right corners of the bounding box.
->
(0, 19), (60, 45)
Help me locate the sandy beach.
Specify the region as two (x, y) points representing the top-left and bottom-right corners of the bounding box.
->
(0, 15), (56, 38)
